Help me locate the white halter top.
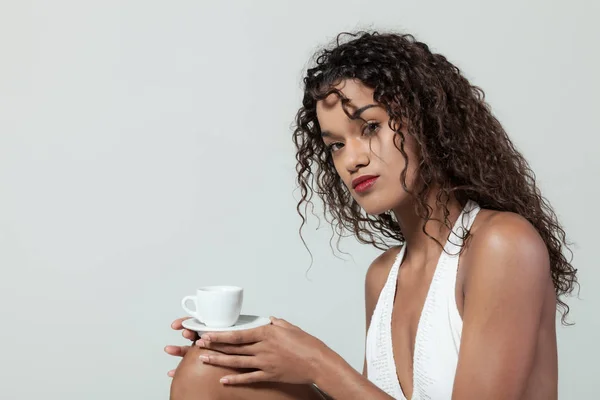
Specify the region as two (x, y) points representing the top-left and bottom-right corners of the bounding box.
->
(365, 200), (481, 399)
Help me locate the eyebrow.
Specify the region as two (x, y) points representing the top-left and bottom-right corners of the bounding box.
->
(351, 103), (379, 119)
(321, 103), (379, 138)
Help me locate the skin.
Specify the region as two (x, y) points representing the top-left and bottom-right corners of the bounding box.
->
(166, 79), (558, 399)
(169, 342), (327, 400)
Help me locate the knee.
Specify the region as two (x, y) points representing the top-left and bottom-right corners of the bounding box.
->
(170, 346), (232, 400)
(170, 346), (322, 400)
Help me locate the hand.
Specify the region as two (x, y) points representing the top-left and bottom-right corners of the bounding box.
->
(164, 316), (199, 377)
(195, 317), (329, 385)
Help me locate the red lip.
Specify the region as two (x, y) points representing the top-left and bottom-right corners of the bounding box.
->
(352, 175), (379, 191)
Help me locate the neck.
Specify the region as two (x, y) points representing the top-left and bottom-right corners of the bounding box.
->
(391, 190), (464, 265)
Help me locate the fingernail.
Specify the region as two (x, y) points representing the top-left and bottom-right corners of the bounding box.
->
(199, 355), (209, 362)
(196, 340), (205, 347)
(220, 378), (229, 384)
(201, 334), (211, 341)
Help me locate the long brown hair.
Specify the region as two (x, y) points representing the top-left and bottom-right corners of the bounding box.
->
(292, 31), (578, 323)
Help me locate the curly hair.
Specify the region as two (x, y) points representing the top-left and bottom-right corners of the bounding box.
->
(292, 31), (578, 324)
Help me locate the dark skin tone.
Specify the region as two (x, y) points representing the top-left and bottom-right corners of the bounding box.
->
(166, 79), (558, 399)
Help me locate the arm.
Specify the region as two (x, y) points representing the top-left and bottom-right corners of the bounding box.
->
(197, 248), (400, 399)
(200, 319), (395, 399)
(452, 213), (551, 399)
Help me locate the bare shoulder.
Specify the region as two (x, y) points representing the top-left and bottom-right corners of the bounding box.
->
(365, 245), (402, 300)
(452, 210), (557, 398)
(364, 246), (402, 326)
(463, 209), (551, 292)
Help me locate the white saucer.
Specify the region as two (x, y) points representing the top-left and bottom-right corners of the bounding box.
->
(182, 315), (271, 333)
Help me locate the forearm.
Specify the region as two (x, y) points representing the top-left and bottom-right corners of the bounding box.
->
(312, 348), (394, 400)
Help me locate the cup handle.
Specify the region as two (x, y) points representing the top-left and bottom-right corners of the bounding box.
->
(181, 295), (203, 323)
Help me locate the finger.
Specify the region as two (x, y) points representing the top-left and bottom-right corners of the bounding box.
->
(167, 369), (176, 378)
(199, 354), (260, 370)
(164, 345), (190, 357)
(171, 317), (192, 330)
(201, 326), (265, 344)
(182, 329), (198, 341)
(220, 371), (270, 385)
(196, 340), (256, 355)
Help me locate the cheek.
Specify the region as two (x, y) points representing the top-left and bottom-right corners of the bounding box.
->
(330, 158), (351, 189)
(376, 133), (405, 167)
(330, 157), (341, 175)
(379, 134), (420, 190)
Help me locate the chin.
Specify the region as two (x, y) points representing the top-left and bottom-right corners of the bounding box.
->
(359, 202), (394, 216)
(357, 192), (409, 216)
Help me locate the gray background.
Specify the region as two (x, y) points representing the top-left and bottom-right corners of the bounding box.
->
(1, 0), (598, 398)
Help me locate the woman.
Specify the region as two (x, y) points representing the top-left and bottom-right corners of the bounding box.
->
(165, 31), (577, 399)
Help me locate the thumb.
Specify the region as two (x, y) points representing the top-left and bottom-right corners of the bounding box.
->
(270, 316), (294, 328)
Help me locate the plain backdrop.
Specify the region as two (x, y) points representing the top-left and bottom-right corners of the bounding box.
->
(1, 0), (598, 399)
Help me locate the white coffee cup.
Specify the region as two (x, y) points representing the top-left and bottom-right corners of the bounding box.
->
(181, 286), (243, 328)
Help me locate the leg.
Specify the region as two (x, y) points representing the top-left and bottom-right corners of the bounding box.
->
(170, 345), (326, 400)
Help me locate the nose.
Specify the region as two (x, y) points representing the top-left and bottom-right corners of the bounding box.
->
(344, 138), (370, 173)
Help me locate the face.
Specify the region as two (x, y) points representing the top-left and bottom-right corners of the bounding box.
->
(316, 79), (418, 215)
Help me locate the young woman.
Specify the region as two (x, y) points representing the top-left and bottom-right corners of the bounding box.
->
(164, 31), (577, 400)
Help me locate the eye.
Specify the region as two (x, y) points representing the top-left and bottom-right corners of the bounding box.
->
(327, 142), (344, 153)
(362, 122), (380, 136)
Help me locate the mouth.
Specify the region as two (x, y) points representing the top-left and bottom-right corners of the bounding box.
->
(352, 175), (379, 193)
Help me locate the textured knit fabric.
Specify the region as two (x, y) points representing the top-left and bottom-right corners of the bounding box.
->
(365, 200), (481, 399)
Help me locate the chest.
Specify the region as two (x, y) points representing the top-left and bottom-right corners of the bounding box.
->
(391, 255), (468, 348)
(389, 257), (468, 398)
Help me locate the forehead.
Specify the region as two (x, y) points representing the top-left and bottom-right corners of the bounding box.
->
(315, 79), (376, 118)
